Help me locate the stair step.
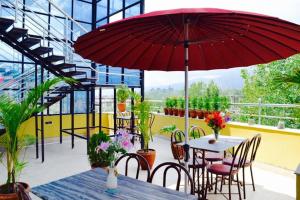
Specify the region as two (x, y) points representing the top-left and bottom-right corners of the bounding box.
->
(64, 71), (86, 77)
(44, 95), (65, 101)
(7, 27), (28, 40)
(20, 37), (41, 48)
(45, 55), (65, 62)
(76, 77), (97, 82)
(0, 18), (15, 31)
(53, 63), (76, 70)
(33, 46), (53, 55)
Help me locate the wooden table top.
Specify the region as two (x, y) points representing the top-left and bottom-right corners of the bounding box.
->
(188, 135), (246, 153)
(32, 168), (197, 200)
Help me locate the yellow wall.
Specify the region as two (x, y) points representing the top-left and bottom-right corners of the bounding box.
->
(18, 113), (110, 138)
(151, 114), (300, 171)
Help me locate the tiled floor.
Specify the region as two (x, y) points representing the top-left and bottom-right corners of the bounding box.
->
(0, 136), (296, 200)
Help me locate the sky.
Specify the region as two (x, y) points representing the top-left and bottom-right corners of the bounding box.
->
(144, 0), (300, 90)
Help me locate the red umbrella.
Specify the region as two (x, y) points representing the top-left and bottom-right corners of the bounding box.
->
(74, 8), (300, 71)
(74, 8), (300, 195)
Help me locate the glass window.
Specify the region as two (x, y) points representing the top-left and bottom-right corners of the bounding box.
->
(110, 0), (122, 14)
(125, 0), (140, 7)
(74, 0), (92, 22)
(125, 4), (140, 17)
(25, 0), (49, 13)
(74, 91), (87, 113)
(97, 0), (108, 21)
(51, 0), (72, 16)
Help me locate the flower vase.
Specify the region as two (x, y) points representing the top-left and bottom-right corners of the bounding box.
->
(106, 166), (118, 193)
(213, 130), (219, 141)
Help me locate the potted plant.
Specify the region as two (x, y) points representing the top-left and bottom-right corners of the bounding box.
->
(133, 94), (156, 170)
(204, 97), (211, 117)
(0, 78), (65, 199)
(164, 97), (171, 115)
(196, 97), (204, 119)
(96, 129), (133, 190)
(189, 97), (197, 118)
(168, 97), (175, 115)
(88, 131), (111, 169)
(177, 97), (185, 117)
(116, 84), (130, 112)
(212, 96), (221, 113)
(172, 97), (179, 116)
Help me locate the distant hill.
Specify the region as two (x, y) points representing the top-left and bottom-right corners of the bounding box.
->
(145, 66), (255, 92)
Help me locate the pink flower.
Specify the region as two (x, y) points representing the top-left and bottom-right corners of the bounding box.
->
(97, 142), (110, 152)
(121, 140), (133, 151)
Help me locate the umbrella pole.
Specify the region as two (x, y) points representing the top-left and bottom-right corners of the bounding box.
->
(183, 19), (190, 194)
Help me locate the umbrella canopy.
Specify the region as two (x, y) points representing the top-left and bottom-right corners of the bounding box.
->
(74, 8), (300, 71)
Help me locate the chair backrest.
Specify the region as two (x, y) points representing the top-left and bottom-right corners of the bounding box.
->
(248, 134), (261, 163)
(149, 162), (194, 195)
(190, 126), (206, 139)
(230, 139), (250, 172)
(115, 153), (150, 181)
(171, 129), (185, 144)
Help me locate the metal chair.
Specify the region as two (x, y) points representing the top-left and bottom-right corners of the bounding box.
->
(207, 139), (250, 200)
(170, 129), (185, 159)
(223, 134), (261, 199)
(115, 153), (150, 182)
(149, 162), (195, 195)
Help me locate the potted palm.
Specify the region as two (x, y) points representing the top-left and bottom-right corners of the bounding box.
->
(116, 85), (130, 112)
(196, 97), (204, 119)
(178, 97), (185, 117)
(133, 94), (156, 170)
(0, 78), (65, 199)
(88, 131), (111, 169)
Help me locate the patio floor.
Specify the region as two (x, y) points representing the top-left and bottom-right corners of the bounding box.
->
(0, 136), (295, 200)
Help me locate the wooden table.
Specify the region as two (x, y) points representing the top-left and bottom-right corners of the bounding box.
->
(188, 134), (246, 200)
(32, 168), (197, 200)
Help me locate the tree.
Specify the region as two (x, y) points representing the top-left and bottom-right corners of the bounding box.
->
(239, 54), (300, 128)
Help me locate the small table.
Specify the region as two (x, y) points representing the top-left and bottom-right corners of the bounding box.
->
(188, 135), (246, 200)
(32, 168), (197, 200)
(117, 115), (137, 129)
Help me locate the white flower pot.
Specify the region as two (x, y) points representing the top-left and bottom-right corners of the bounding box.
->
(106, 167), (118, 189)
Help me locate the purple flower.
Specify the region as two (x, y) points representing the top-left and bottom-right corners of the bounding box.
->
(97, 141), (110, 152)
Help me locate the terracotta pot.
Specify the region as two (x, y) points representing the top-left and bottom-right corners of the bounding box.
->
(196, 110), (204, 119)
(0, 182), (30, 200)
(173, 109), (179, 116)
(178, 109), (185, 117)
(137, 149), (156, 170)
(164, 108), (169, 115)
(169, 108), (174, 115)
(117, 102), (126, 112)
(171, 142), (184, 159)
(190, 110), (197, 118)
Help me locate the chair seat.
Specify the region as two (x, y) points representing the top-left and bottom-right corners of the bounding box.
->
(205, 152), (224, 162)
(223, 157), (251, 167)
(207, 164), (237, 176)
